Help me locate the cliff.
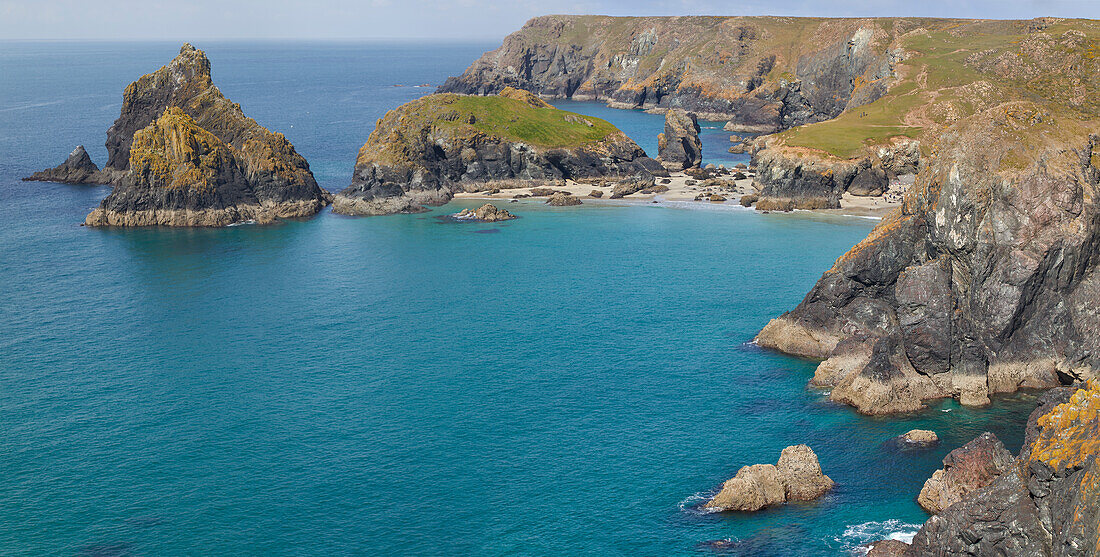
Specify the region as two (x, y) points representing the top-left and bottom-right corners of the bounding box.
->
(438, 15), (966, 128)
(752, 19), (1100, 413)
(895, 383), (1100, 555)
(31, 44), (329, 225)
(333, 89), (662, 216)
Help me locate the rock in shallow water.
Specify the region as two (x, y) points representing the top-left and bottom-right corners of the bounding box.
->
(546, 193), (582, 206)
(23, 145), (103, 184)
(703, 444), (833, 512)
(451, 203), (516, 222)
(917, 432), (1014, 515)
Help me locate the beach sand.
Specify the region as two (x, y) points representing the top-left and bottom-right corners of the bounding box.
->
(453, 172), (902, 219)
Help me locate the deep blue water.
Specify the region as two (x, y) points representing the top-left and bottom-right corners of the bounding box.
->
(0, 42), (1041, 556)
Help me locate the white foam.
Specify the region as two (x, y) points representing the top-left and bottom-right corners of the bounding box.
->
(831, 519), (921, 554)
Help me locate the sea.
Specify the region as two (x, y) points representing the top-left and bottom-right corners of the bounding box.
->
(0, 41), (1041, 556)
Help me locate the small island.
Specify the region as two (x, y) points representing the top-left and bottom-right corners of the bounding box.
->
(332, 87), (664, 216)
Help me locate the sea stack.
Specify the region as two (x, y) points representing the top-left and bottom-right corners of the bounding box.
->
(31, 44), (330, 226)
(657, 109), (702, 171)
(23, 146), (103, 184)
(332, 88), (663, 216)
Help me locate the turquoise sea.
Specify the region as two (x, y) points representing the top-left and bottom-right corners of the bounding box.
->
(0, 42), (1041, 555)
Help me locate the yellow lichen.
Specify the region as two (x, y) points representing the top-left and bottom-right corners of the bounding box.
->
(1029, 381), (1100, 472)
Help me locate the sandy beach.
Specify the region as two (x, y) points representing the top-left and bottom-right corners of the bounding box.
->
(453, 171), (902, 219)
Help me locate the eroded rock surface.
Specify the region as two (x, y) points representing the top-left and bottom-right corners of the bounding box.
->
(23, 146), (105, 184)
(657, 109), (701, 170)
(451, 203), (517, 222)
(917, 432), (1015, 514)
(704, 444), (833, 512)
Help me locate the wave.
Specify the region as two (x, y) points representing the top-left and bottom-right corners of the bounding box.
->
(678, 491), (720, 515)
(830, 519), (921, 555)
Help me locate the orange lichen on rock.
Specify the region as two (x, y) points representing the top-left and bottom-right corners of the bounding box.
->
(1029, 381), (1100, 472)
(128, 107), (235, 193)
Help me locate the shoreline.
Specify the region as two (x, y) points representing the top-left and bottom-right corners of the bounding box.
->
(452, 172), (900, 219)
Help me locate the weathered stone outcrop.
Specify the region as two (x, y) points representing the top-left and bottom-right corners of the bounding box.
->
(893, 383), (1100, 556)
(333, 92), (661, 216)
(34, 44), (328, 225)
(657, 109), (701, 170)
(751, 137), (919, 211)
(451, 203), (516, 222)
(23, 146), (108, 184)
(890, 429), (940, 449)
(438, 16), (912, 129)
(756, 100), (1100, 412)
(85, 108), (325, 227)
(546, 192), (582, 206)
(917, 432), (1016, 514)
(704, 444), (833, 512)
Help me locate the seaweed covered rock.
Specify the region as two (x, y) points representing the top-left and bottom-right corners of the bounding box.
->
(333, 93), (661, 216)
(657, 109), (701, 170)
(23, 146), (104, 184)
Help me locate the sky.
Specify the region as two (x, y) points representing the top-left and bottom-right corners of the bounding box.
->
(1, 0), (1098, 41)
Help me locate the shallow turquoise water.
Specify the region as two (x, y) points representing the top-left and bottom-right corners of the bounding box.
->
(0, 42), (1042, 556)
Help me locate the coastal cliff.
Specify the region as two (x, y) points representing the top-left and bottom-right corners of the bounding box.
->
(885, 383), (1100, 555)
(31, 44), (329, 226)
(752, 20), (1100, 413)
(438, 15), (910, 128)
(333, 88), (661, 216)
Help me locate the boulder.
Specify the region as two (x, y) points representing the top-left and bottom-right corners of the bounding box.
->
(452, 203), (516, 222)
(588, 189), (603, 198)
(865, 539), (912, 557)
(546, 192), (581, 206)
(917, 432), (1015, 514)
(704, 444), (833, 512)
(896, 429), (940, 447)
(657, 109), (702, 170)
(529, 187), (557, 196)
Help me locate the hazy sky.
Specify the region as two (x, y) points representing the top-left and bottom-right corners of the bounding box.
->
(2, 0), (1098, 41)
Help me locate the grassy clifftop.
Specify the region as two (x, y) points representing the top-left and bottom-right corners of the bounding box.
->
(358, 89), (627, 167)
(778, 18), (1100, 159)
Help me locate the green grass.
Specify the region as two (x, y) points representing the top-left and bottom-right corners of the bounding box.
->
(779, 90), (925, 158)
(436, 94), (621, 148)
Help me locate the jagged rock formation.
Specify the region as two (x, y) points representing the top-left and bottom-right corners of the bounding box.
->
(917, 432), (1015, 514)
(451, 203), (516, 222)
(885, 383), (1100, 555)
(754, 19), (1100, 412)
(438, 15), (912, 128)
(31, 44), (329, 225)
(86, 108), (328, 227)
(703, 444), (833, 512)
(657, 109), (701, 170)
(752, 138), (919, 210)
(333, 90), (662, 216)
(23, 146), (105, 184)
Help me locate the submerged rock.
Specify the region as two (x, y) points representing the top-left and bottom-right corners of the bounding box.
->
(333, 91), (661, 216)
(657, 109), (702, 171)
(451, 203), (516, 222)
(23, 146), (103, 184)
(704, 444), (833, 512)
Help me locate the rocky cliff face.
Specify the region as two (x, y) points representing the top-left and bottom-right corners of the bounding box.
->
(756, 101), (1100, 413)
(656, 109), (701, 170)
(438, 15), (912, 128)
(31, 44), (329, 225)
(752, 138), (919, 210)
(86, 108), (326, 227)
(899, 383), (1100, 556)
(333, 91), (662, 216)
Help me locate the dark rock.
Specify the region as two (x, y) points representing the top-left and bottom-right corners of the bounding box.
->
(657, 109), (702, 170)
(588, 189), (604, 198)
(739, 194), (759, 207)
(23, 146), (102, 184)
